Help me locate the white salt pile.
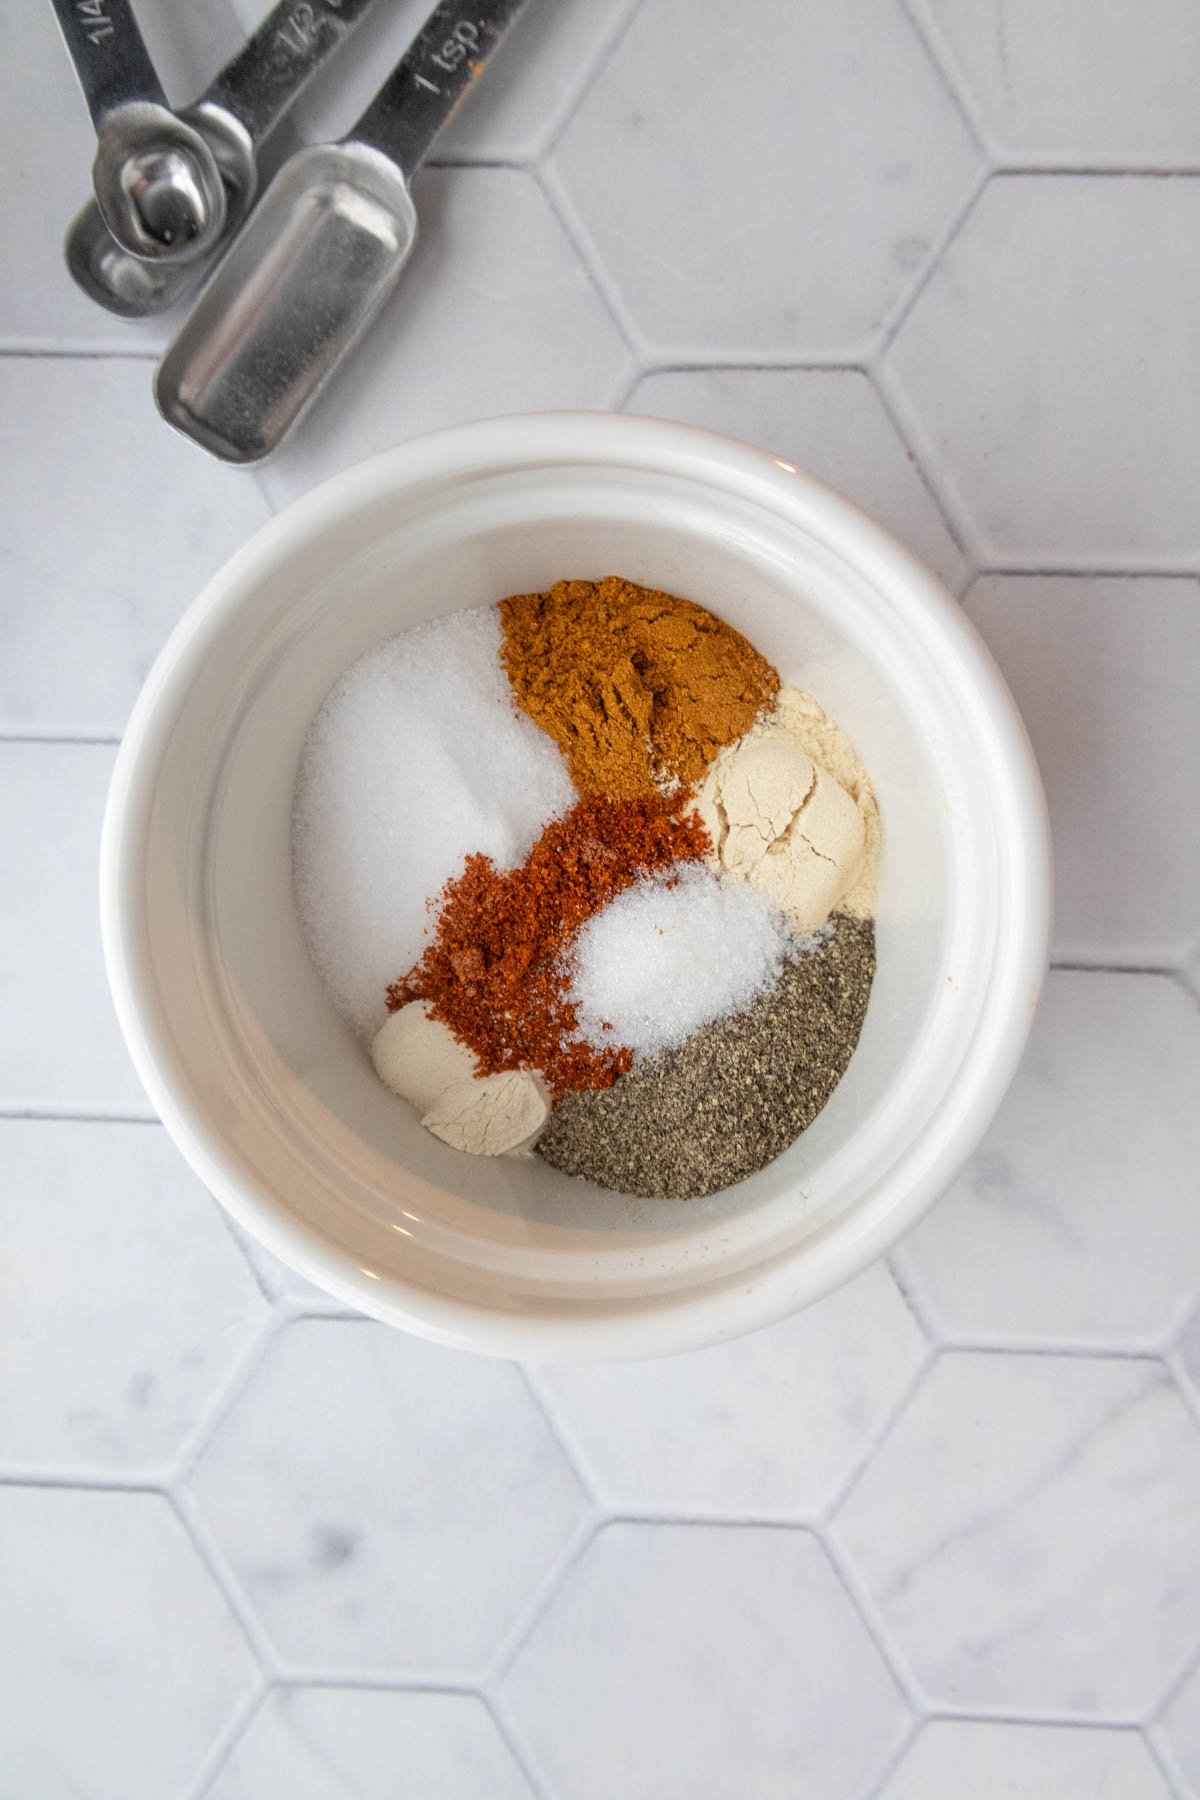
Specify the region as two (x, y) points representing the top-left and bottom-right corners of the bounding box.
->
(293, 606), (575, 1038)
(567, 865), (797, 1058)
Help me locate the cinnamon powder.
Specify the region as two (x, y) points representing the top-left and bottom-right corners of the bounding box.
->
(498, 576), (778, 800)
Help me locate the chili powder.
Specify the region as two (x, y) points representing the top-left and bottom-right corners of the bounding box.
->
(388, 793), (711, 1095)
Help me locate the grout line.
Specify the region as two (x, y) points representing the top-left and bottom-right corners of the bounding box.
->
(871, 355), (989, 565)
(0, 729), (122, 745)
(517, 1364), (605, 1504)
(899, 0), (993, 157)
(862, 365), (973, 579)
(874, 163), (991, 356)
(885, 1252), (943, 1344)
(0, 1468), (166, 1492)
(1147, 1634), (1200, 1732)
(1049, 957), (1185, 977)
(991, 163), (1200, 179)
(1143, 1722), (1191, 1800)
(170, 1484), (284, 1676)
(169, 1308), (288, 1489)
(531, 160), (644, 362)
(485, 1507), (605, 1685)
(971, 564), (1200, 580)
(818, 1522), (929, 1717)
(537, 0), (647, 162)
(180, 1673), (271, 1800)
(482, 1686), (558, 1800)
(1164, 1347), (1200, 1433)
(268, 1667), (481, 1692)
(0, 1104), (158, 1124)
(0, 342), (162, 360)
(861, 1711), (924, 1800)
(821, 1343), (939, 1526)
(628, 344), (878, 372)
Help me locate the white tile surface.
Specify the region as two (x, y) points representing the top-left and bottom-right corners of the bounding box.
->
(285, 0), (635, 163)
(189, 1319), (588, 1673)
(0, 357), (271, 734)
(502, 1523), (909, 1800)
(264, 167), (631, 503)
(552, 0), (981, 355)
(0, 1486), (257, 1800)
(538, 1264), (925, 1515)
(911, 0), (1200, 165)
(878, 1719), (1169, 1799)
(0, 1119), (266, 1475)
(886, 175), (1200, 565)
(626, 367), (967, 592)
(963, 576), (1200, 965)
(206, 1689), (534, 1800)
(895, 973), (1200, 1345)
(0, 743), (146, 1111)
(834, 1352), (1200, 1715)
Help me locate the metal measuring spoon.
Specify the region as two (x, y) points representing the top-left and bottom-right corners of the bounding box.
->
(65, 0), (382, 320)
(50, 0), (227, 264)
(155, 0), (529, 463)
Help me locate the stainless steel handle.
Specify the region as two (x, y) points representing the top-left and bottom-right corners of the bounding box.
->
(355, 0), (529, 180)
(48, 0), (167, 126)
(205, 0), (380, 145)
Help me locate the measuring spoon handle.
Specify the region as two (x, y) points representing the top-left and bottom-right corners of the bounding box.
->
(353, 0), (529, 180)
(202, 0), (380, 148)
(49, 0), (166, 127)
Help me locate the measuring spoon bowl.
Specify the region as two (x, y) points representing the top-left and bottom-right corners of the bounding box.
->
(156, 142), (418, 462)
(92, 100), (228, 264)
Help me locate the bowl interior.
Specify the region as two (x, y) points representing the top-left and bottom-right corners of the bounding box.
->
(111, 422), (1038, 1354)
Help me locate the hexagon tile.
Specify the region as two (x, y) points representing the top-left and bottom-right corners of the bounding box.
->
(502, 1523), (910, 1800)
(878, 1719), (1170, 1799)
(884, 174), (1200, 567)
(963, 576), (1200, 966)
(551, 0), (982, 357)
(833, 1352), (1200, 1718)
(909, 0), (1200, 167)
(535, 1263), (927, 1516)
(187, 1319), (589, 1676)
(894, 971), (1200, 1347)
(204, 1689), (534, 1800)
(0, 1120), (268, 1477)
(0, 1487), (258, 1800)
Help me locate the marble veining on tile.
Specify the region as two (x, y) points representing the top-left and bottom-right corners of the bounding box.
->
(188, 1319), (589, 1674)
(834, 1352), (1200, 1716)
(896, 972), (1200, 1345)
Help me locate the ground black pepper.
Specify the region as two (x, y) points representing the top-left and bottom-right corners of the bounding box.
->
(535, 914), (875, 1200)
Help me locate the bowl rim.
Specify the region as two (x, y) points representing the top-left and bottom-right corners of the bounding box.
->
(100, 410), (1052, 1359)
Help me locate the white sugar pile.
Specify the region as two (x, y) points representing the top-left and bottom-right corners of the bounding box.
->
(292, 605), (575, 1038)
(567, 865), (797, 1058)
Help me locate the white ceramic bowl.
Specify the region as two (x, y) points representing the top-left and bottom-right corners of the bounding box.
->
(101, 412), (1050, 1360)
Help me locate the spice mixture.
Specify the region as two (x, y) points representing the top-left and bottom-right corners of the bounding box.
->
(387, 792), (710, 1096)
(499, 575), (778, 799)
(292, 575), (881, 1200)
(538, 915), (875, 1199)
